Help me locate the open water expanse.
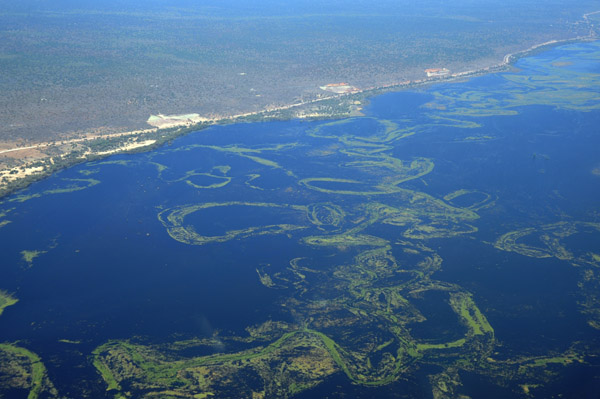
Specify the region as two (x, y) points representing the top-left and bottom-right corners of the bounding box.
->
(1, 41), (600, 398)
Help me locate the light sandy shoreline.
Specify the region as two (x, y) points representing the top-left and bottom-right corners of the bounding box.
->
(95, 139), (157, 156)
(0, 166), (45, 184)
(0, 128), (157, 155)
(0, 129), (159, 192)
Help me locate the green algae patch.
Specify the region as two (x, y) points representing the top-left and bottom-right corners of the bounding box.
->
(303, 233), (388, 248)
(93, 331), (339, 398)
(416, 338), (466, 351)
(187, 143), (298, 175)
(308, 117), (418, 145)
(244, 173), (264, 190)
(21, 250), (47, 268)
(299, 157), (434, 196)
(307, 203), (345, 228)
(299, 177), (396, 196)
(256, 267), (277, 288)
(494, 221), (600, 264)
(185, 174), (231, 189)
(403, 222), (477, 240)
(9, 178), (100, 203)
(0, 290), (18, 316)
(158, 166), (233, 189)
(158, 202), (308, 245)
(456, 135), (496, 142)
(449, 292), (494, 336)
(517, 353), (585, 374)
(443, 189), (495, 210)
(57, 339), (80, 344)
(92, 344), (122, 392)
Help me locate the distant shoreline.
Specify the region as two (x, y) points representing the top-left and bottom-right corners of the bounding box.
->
(143, 34), (599, 130)
(0, 28), (598, 201)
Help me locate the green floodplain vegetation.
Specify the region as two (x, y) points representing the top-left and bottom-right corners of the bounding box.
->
(2, 42), (600, 398)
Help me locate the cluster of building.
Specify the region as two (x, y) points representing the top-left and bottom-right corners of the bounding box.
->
(318, 67), (457, 97)
(424, 68), (450, 77)
(319, 83), (360, 94)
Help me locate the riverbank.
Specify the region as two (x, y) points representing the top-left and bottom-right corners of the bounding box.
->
(0, 29), (597, 200)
